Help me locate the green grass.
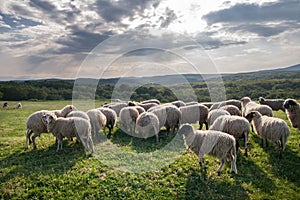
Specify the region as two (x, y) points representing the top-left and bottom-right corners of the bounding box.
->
(0, 101), (299, 199)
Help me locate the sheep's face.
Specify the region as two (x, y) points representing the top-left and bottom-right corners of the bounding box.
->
(42, 114), (56, 132)
(245, 111), (261, 122)
(283, 99), (297, 109)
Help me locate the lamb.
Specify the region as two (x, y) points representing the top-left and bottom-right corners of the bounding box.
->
(283, 99), (300, 130)
(240, 97), (273, 117)
(136, 112), (160, 142)
(140, 99), (161, 105)
(25, 105), (77, 149)
(97, 107), (117, 138)
(207, 109), (230, 127)
(178, 124), (237, 175)
(245, 111), (290, 158)
(43, 113), (94, 154)
(209, 115), (250, 156)
(219, 105), (241, 116)
(16, 102), (22, 109)
(86, 109), (107, 140)
(119, 107), (139, 135)
(259, 97), (285, 112)
(209, 99), (242, 110)
(179, 104), (209, 130)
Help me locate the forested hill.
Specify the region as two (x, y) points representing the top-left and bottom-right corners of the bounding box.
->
(0, 65), (299, 102)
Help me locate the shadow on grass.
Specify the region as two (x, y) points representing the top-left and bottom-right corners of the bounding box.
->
(0, 141), (85, 184)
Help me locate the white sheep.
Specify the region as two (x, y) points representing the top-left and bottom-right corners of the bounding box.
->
(283, 99), (300, 130)
(16, 102), (22, 109)
(209, 115), (250, 156)
(259, 97), (285, 112)
(178, 124), (237, 175)
(150, 106), (167, 130)
(87, 109), (107, 141)
(140, 99), (161, 105)
(67, 111), (90, 121)
(240, 97), (273, 117)
(107, 102), (127, 117)
(97, 107), (117, 138)
(207, 109), (230, 127)
(179, 104), (209, 130)
(219, 105), (241, 116)
(43, 113), (94, 154)
(164, 105), (181, 134)
(209, 99), (242, 110)
(136, 112), (160, 142)
(119, 107), (139, 135)
(25, 105), (77, 149)
(245, 111), (290, 158)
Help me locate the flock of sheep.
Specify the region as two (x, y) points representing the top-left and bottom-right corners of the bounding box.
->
(25, 97), (300, 175)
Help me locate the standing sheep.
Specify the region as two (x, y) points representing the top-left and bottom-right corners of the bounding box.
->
(258, 97), (285, 112)
(107, 102), (127, 117)
(87, 109), (107, 141)
(179, 104), (209, 130)
(43, 113), (94, 154)
(119, 107), (139, 135)
(3, 102), (8, 109)
(245, 111), (290, 158)
(240, 97), (273, 117)
(16, 102), (22, 109)
(207, 109), (230, 127)
(283, 99), (300, 130)
(178, 124), (237, 175)
(219, 105), (241, 116)
(136, 112), (160, 142)
(97, 107), (117, 139)
(164, 105), (181, 134)
(25, 105), (77, 149)
(209, 115), (250, 156)
(67, 111), (90, 121)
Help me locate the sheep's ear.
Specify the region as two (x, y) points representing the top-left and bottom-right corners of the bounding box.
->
(69, 106), (73, 110)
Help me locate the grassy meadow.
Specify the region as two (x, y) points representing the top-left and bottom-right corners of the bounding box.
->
(0, 100), (299, 199)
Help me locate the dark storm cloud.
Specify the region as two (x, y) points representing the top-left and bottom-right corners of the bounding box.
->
(203, 0), (300, 37)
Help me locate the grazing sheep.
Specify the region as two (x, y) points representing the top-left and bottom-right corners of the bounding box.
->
(67, 111), (90, 121)
(170, 100), (186, 108)
(3, 102), (8, 108)
(178, 124), (237, 175)
(43, 113), (94, 154)
(136, 112), (160, 142)
(283, 99), (300, 130)
(219, 105), (241, 116)
(16, 102), (22, 109)
(245, 111), (290, 158)
(87, 109), (107, 140)
(207, 109), (230, 127)
(179, 104), (209, 130)
(259, 97), (285, 112)
(119, 107), (139, 135)
(107, 102), (127, 117)
(210, 99), (242, 110)
(140, 99), (161, 105)
(97, 107), (117, 138)
(209, 115), (250, 156)
(25, 105), (76, 149)
(164, 105), (181, 134)
(150, 106), (167, 130)
(240, 97), (273, 117)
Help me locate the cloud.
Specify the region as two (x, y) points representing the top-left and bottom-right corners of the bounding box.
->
(203, 0), (300, 37)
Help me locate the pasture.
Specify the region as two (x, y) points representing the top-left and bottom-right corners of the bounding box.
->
(0, 100), (299, 199)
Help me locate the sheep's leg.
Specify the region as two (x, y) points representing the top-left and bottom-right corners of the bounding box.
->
(31, 133), (40, 149)
(229, 147), (238, 174)
(56, 138), (62, 152)
(204, 122), (208, 130)
(261, 138), (264, 148)
(265, 139), (268, 148)
(26, 129), (33, 148)
(198, 122), (203, 130)
(199, 157), (206, 171)
(217, 158), (226, 176)
(244, 132), (248, 157)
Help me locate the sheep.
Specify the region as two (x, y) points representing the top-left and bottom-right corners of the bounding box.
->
(207, 109), (230, 127)
(67, 111), (90, 121)
(97, 107), (117, 138)
(16, 102), (22, 109)
(43, 113), (94, 154)
(119, 107), (139, 135)
(136, 112), (160, 142)
(209, 99), (242, 110)
(259, 97), (285, 112)
(219, 105), (241, 116)
(179, 104), (209, 130)
(245, 111), (290, 158)
(132, 105), (146, 114)
(150, 106), (167, 130)
(209, 115), (250, 156)
(164, 105), (181, 134)
(107, 102), (127, 117)
(140, 99), (161, 105)
(178, 124), (237, 175)
(25, 105), (77, 149)
(170, 100), (186, 108)
(3, 102), (8, 108)
(283, 99), (300, 130)
(240, 97), (273, 117)
(87, 109), (107, 141)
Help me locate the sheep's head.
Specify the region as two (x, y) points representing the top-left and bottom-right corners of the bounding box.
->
(245, 111), (261, 122)
(61, 105), (77, 117)
(178, 124), (194, 137)
(42, 113), (57, 132)
(240, 97), (251, 105)
(283, 99), (298, 109)
(258, 97), (265, 103)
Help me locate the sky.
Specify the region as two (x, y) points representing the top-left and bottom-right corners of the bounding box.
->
(0, 0), (299, 80)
